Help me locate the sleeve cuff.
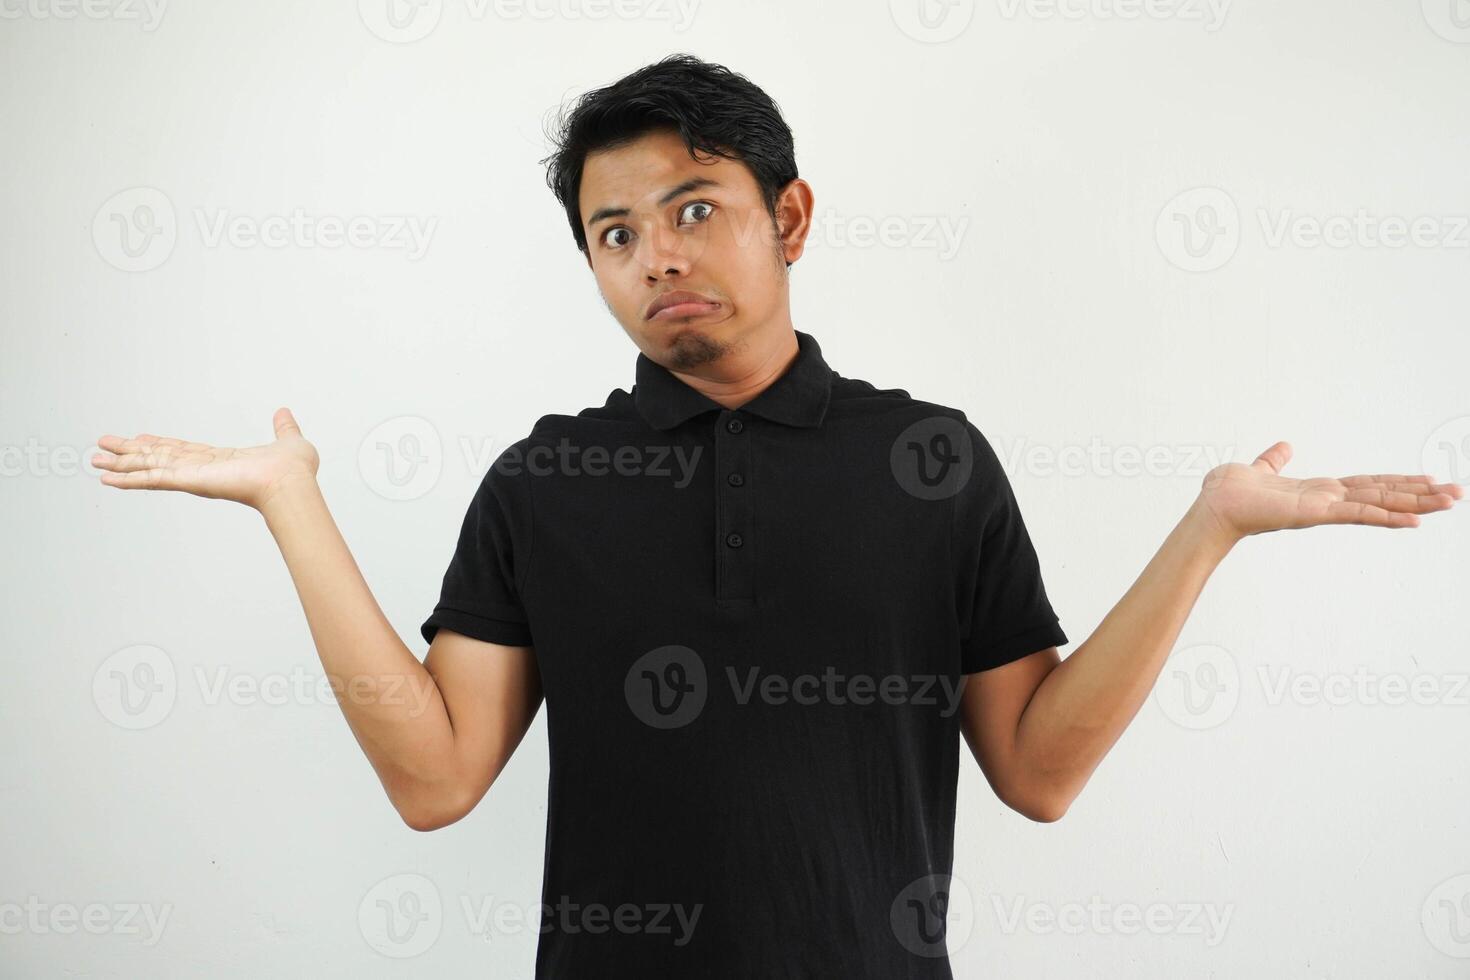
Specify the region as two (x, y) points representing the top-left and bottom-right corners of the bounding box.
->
(960, 618), (1067, 674)
(420, 604), (533, 648)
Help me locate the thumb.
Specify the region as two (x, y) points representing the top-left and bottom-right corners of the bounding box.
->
(1250, 440), (1291, 474)
(273, 406), (302, 440)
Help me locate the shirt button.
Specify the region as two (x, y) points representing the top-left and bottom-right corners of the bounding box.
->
(725, 532), (743, 548)
(727, 473), (744, 487)
(726, 418), (744, 433)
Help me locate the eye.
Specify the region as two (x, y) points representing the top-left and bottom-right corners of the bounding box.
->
(679, 200), (715, 224)
(598, 201), (715, 251)
(600, 226), (634, 249)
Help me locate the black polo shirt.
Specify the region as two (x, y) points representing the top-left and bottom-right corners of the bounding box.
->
(421, 329), (1067, 979)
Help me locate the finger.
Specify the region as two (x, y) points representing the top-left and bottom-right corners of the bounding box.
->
(98, 466), (181, 491)
(1339, 474), (1437, 488)
(1338, 481), (1463, 498)
(1250, 441), (1292, 474)
(273, 407), (302, 440)
(1342, 487), (1458, 512)
(98, 449), (191, 473)
(99, 434), (179, 455)
(1322, 500), (1421, 528)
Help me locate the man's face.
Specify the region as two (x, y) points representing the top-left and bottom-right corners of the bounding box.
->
(578, 127), (808, 372)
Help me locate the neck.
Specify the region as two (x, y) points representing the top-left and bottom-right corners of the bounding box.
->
(671, 328), (800, 411)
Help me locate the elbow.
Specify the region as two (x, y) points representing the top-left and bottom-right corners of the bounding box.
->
(1015, 796), (1069, 823)
(1001, 783), (1072, 824)
(399, 800), (466, 833)
(394, 787), (472, 833)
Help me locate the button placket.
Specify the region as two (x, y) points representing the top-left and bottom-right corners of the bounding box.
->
(715, 410), (755, 601)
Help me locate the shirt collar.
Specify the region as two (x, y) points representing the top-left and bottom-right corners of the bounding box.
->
(633, 329), (834, 431)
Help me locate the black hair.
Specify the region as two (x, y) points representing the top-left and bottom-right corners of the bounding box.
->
(540, 53), (799, 265)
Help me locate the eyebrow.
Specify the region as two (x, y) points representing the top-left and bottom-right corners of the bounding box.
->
(586, 177), (722, 229)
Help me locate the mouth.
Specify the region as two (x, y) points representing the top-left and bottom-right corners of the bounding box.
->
(648, 301), (722, 321)
(645, 290), (722, 321)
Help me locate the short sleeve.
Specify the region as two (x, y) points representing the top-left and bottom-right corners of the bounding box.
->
(420, 444), (535, 648)
(952, 419), (1066, 673)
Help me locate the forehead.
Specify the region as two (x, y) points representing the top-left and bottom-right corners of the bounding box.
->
(578, 128), (753, 224)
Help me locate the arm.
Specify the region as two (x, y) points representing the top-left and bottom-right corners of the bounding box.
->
(94, 408), (542, 832)
(962, 441), (1461, 823)
(262, 479), (542, 831)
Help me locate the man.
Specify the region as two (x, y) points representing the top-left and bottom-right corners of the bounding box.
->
(92, 54), (1461, 978)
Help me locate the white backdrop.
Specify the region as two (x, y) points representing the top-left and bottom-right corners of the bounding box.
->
(3, 1), (1468, 976)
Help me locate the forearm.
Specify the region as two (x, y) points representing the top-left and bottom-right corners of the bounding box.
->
(259, 479), (459, 820)
(1012, 497), (1240, 811)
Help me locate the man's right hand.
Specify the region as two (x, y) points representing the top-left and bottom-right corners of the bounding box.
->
(93, 406), (320, 512)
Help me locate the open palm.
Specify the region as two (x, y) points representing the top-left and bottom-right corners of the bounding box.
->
(93, 407), (318, 511)
(1197, 441), (1463, 539)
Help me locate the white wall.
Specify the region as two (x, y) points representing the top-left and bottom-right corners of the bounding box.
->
(3, 1), (1467, 975)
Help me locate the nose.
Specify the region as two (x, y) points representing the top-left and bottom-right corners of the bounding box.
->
(637, 222), (692, 281)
